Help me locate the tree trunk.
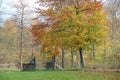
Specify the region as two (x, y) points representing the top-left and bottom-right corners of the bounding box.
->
(71, 49), (74, 69)
(19, 3), (25, 70)
(103, 38), (107, 63)
(62, 50), (65, 69)
(52, 56), (56, 70)
(20, 19), (23, 71)
(90, 49), (92, 60)
(92, 44), (95, 60)
(31, 38), (34, 58)
(77, 52), (80, 69)
(79, 47), (84, 68)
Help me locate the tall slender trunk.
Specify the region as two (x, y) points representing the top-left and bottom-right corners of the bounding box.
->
(77, 52), (80, 69)
(20, 8), (24, 70)
(52, 56), (56, 70)
(31, 38), (34, 58)
(71, 49), (74, 69)
(90, 49), (92, 60)
(103, 38), (107, 63)
(32, 45), (34, 57)
(19, 18), (23, 71)
(92, 43), (95, 60)
(62, 50), (65, 69)
(79, 47), (84, 68)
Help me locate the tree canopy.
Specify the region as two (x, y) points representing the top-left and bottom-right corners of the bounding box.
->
(31, 0), (108, 56)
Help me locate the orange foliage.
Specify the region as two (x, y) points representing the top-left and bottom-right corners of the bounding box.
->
(31, 0), (107, 56)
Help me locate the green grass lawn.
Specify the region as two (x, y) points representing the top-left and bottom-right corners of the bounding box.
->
(0, 71), (119, 80)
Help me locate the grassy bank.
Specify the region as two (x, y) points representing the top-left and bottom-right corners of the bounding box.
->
(0, 71), (119, 80)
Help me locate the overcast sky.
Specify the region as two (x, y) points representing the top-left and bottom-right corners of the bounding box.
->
(1, 0), (107, 24)
(1, 0), (37, 21)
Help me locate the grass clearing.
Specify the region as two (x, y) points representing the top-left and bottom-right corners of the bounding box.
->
(0, 71), (120, 80)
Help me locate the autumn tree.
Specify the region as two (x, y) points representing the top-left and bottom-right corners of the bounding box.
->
(10, 0), (28, 70)
(0, 18), (18, 64)
(31, 0), (108, 69)
(105, 0), (120, 68)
